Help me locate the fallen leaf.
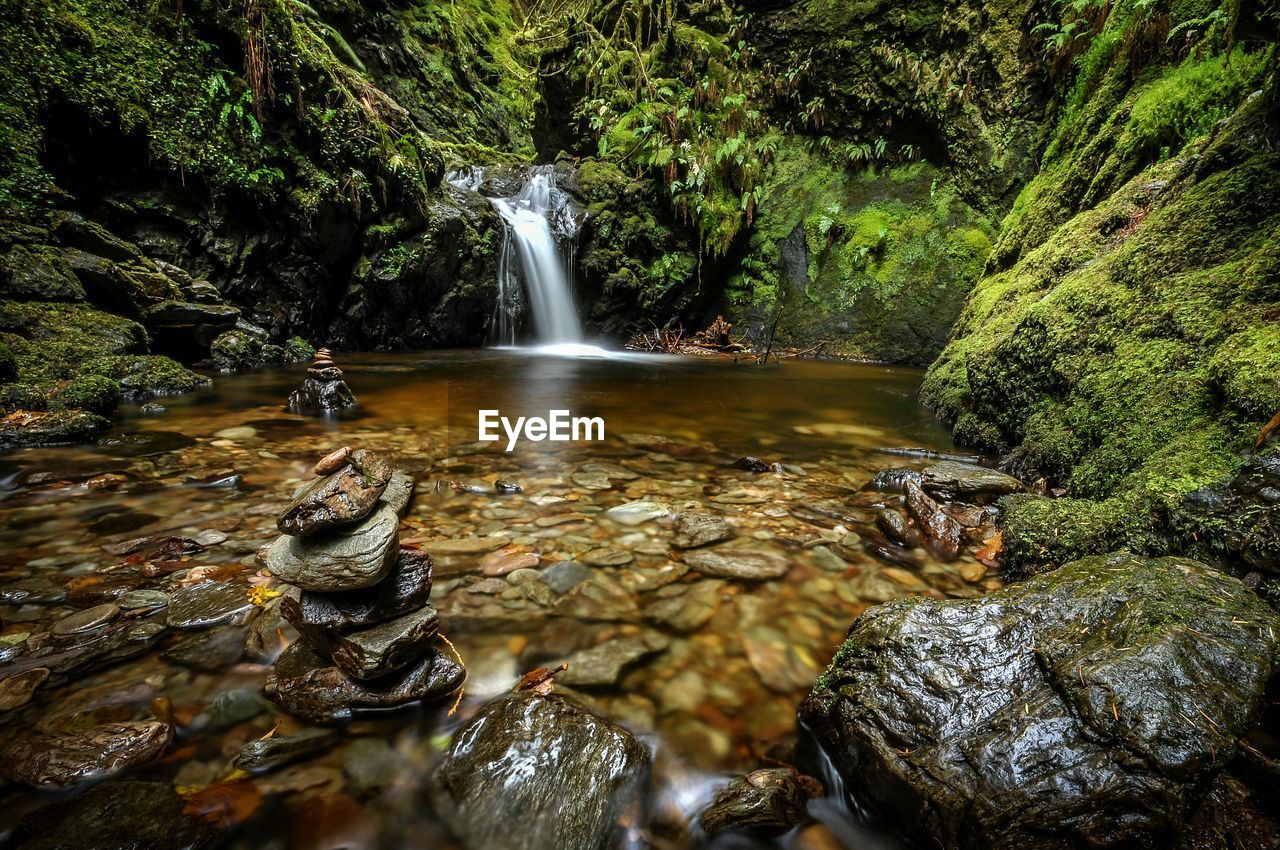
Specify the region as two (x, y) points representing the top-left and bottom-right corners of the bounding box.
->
(975, 532), (1003, 565)
(1257, 410), (1280, 449)
(182, 779), (262, 827)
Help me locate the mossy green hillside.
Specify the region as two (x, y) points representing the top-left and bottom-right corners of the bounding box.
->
(0, 0), (535, 227)
(923, 35), (1280, 570)
(729, 147), (994, 363)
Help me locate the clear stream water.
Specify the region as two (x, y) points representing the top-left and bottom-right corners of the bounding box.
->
(0, 351), (998, 848)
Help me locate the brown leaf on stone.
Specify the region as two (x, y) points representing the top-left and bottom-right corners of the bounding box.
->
(1256, 410), (1280, 449)
(181, 779), (262, 827)
(975, 532), (1003, 565)
(515, 663), (568, 694)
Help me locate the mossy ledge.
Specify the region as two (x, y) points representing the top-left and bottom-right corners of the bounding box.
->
(922, 12), (1280, 572)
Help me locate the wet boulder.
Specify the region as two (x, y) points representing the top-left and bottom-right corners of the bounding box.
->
(904, 480), (963, 560)
(264, 641), (463, 723)
(0, 410), (110, 450)
(671, 512), (734, 549)
(800, 554), (1280, 850)
(434, 693), (650, 850)
(920, 460), (1022, 502)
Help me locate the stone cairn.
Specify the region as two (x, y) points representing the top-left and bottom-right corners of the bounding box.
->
(263, 446), (465, 723)
(288, 347), (357, 414)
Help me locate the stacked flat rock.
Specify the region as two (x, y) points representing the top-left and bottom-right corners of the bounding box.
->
(288, 348), (357, 413)
(263, 447), (464, 722)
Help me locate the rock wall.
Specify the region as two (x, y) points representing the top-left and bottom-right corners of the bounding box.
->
(921, 6), (1280, 570)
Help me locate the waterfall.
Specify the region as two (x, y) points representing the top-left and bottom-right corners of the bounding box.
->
(447, 165), (584, 347)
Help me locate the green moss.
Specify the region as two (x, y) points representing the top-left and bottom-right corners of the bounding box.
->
(0, 338), (15, 384)
(731, 148), (995, 363)
(283, 336), (315, 361)
(85, 354), (211, 400)
(0, 383), (48, 413)
(209, 329), (263, 372)
(49, 374), (120, 415)
(924, 31), (1280, 569)
(0, 301), (147, 387)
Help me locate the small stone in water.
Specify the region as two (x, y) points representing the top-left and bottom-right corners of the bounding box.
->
(0, 577), (66, 605)
(581, 548), (633, 567)
(0, 720), (170, 788)
(729, 456), (772, 472)
(671, 512), (734, 549)
(700, 768), (822, 837)
(236, 727), (335, 773)
(163, 626), (249, 671)
(557, 633), (670, 687)
(605, 500), (670, 526)
(541, 561), (592, 594)
(684, 550), (789, 582)
(481, 548), (540, 577)
(192, 529), (229, 546)
(165, 581), (254, 629)
(0, 668), (49, 710)
(117, 589), (169, 611)
(51, 603), (120, 636)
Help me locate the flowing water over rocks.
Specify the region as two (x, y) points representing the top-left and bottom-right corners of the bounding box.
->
(0, 350), (1006, 848)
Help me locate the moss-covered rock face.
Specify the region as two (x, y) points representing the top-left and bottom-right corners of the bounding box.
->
(922, 16), (1280, 570)
(730, 147), (995, 363)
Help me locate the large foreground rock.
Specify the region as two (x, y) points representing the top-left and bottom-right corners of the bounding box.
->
(800, 554), (1280, 850)
(434, 693), (650, 850)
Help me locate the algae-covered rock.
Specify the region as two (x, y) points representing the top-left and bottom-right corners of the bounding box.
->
(0, 244), (85, 301)
(800, 554), (1280, 850)
(49, 374), (120, 415)
(0, 410), (110, 450)
(434, 693), (650, 850)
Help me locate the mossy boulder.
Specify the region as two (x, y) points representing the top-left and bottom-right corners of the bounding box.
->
(0, 410), (110, 451)
(209, 329), (264, 372)
(49, 374), (120, 415)
(0, 244), (85, 301)
(801, 553), (1280, 850)
(0, 301), (148, 387)
(283, 336), (315, 362)
(0, 383), (47, 413)
(85, 355), (210, 400)
(0, 338), (16, 383)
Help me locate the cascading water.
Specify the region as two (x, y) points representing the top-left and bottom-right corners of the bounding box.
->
(447, 165), (585, 347)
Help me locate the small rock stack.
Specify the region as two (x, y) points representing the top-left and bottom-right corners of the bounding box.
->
(288, 347), (357, 413)
(263, 446), (465, 723)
